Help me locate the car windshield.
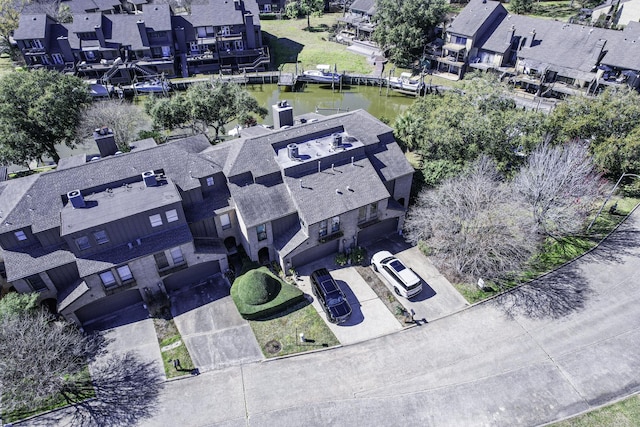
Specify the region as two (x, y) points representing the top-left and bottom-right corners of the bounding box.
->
(326, 293), (344, 306)
(389, 259), (406, 272)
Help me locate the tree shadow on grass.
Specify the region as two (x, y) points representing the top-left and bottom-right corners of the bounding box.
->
(25, 352), (164, 427)
(496, 265), (592, 320)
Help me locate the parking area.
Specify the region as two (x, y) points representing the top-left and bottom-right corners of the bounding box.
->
(378, 246), (469, 323)
(294, 236), (469, 343)
(170, 275), (263, 372)
(296, 261), (402, 345)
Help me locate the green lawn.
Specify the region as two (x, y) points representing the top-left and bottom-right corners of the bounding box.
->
(262, 13), (373, 75)
(553, 394), (640, 426)
(153, 317), (195, 378)
(248, 300), (339, 357)
(504, 1), (580, 21)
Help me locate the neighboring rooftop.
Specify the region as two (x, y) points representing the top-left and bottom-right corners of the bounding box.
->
(60, 178), (181, 236)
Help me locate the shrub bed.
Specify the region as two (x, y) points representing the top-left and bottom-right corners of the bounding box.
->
(231, 266), (305, 319)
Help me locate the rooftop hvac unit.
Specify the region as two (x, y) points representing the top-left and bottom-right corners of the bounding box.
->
(67, 189), (86, 209)
(142, 170), (157, 187)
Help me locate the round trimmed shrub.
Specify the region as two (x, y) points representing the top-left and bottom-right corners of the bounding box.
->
(236, 269), (281, 305)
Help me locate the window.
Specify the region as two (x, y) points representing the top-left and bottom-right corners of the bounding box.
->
(206, 176), (214, 186)
(221, 26), (230, 35)
(234, 40), (243, 51)
(197, 27), (207, 37)
(14, 230), (27, 241)
(319, 220), (328, 237)
(117, 265), (133, 282)
(32, 39), (43, 49)
(85, 51), (96, 61)
(100, 271), (116, 287)
(190, 41), (199, 52)
(165, 209), (178, 223)
(263, 4), (271, 12)
(26, 274), (47, 291)
(331, 216), (340, 233)
(93, 230), (109, 244)
(256, 224), (267, 241)
(52, 53), (63, 64)
(155, 252), (169, 270)
(220, 213), (231, 230)
(149, 214), (163, 227)
(170, 247), (184, 264)
(358, 206), (367, 223)
(370, 202), (378, 218)
(75, 236), (91, 250)
(454, 36), (467, 45)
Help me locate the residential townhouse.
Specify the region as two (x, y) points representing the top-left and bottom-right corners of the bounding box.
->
(432, 0), (640, 97)
(0, 107), (413, 326)
(13, 0), (269, 82)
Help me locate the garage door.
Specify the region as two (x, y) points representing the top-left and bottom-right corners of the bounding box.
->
(163, 260), (221, 292)
(291, 239), (339, 268)
(358, 217), (399, 245)
(74, 289), (144, 325)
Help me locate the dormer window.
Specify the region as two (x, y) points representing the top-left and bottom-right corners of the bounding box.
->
(14, 230), (27, 241)
(206, 176), (214, 186)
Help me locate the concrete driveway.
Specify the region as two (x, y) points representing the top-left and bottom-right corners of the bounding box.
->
(85, 304), (165, 379)
(296, 261), (402, 345)
(392, 246), (469, 322)
(170, 275), (263, 372)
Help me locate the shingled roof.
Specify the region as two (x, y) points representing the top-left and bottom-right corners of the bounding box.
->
(448, 0), (507, 38)
(1, 135), (213, 234)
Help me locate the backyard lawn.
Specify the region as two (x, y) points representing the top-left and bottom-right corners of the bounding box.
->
(262, 13), (374, 75)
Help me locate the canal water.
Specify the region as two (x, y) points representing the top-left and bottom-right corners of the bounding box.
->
(246, 82), (418, 125)
(49, 83), (417, 166)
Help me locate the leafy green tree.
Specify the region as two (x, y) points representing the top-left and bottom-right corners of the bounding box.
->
(546, 87), (640, 177)
(0, 69), (92, 165)
(393, 75), (547, 184)
(0, 0), (26, 57)
(285, 0), (324, 29)
(373, 0), (448, 67)
(0, 292), (38, 319)
(146, 82), (267, 140)
(509, 0), (534, 14)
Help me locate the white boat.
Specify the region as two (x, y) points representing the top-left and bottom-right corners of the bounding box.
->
(302, 64), (342, 83)
(133, 79), (171, 93)
(387, 72), (424, 92)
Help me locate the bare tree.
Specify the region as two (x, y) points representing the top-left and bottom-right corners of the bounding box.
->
(0, 308), (104, 416)
(404, 156), (536, 283)
(77, 100), (148, 152)
(514, 141), (607, 238)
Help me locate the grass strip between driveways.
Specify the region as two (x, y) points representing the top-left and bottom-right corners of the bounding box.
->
(552, 394), (640, 426)
(354, 265), (412, 325)
(153, 317), (195, 379)
(248, 300), (339, 358)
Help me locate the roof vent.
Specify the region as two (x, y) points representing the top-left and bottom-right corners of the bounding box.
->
(142, 170), (157, 187)
(332, 133), (343, 149)
(68, 189), (86, 209)
(287, 143), (299, 160)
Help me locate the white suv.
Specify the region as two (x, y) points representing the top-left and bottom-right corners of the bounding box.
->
(371, 251), (422, 298)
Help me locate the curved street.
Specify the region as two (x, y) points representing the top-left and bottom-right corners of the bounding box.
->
(31, 208), (640, 426)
